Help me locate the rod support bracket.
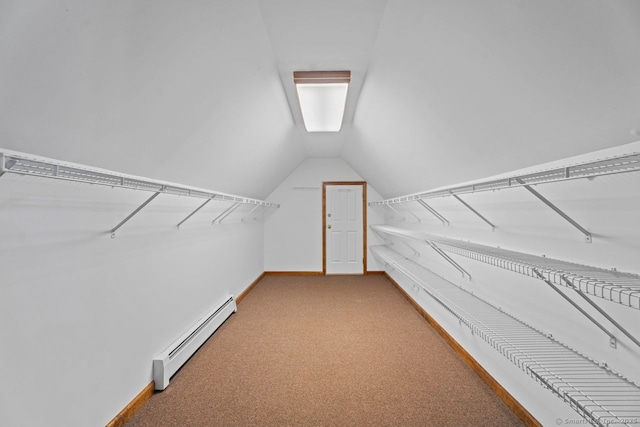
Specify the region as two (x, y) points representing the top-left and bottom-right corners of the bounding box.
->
(416, 199), (449, 226)
(609, 337), (617, 349)
(450, 193), (496, 230)
(516, 178), (592, 243)
(110, 191), (161, 238)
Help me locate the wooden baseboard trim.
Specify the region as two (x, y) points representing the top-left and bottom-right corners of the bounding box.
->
(108, 274), (266, 426)
(265, 271), (385, 276)
(106, 381), (155, 427)
(264, 271), (324, 276)
(236, 272), (266, 305)
(383, 272), (541, 427)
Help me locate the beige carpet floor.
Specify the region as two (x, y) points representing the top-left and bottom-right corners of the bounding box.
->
(126, 274), (523, 426)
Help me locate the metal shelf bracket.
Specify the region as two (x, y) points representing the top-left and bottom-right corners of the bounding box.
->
(390, 240), (421, 257)
(241, 204), (264, 223)
(177, 197), (215, 230)
(416, 199), (449, 225)
(371, 227), (420, 257)
(385, 203), (406, 221)
(405, 209), (423, 223)
(560, 276), (640, 349)
(212, 202), (240, 225)
(111, 192), (161, 238)
(533, 269), (617, 348)
(450, 193), (496, 231)
(425, 240), (472, 280)
(515, 178), (592, 243)
(387, 201), (422, 223)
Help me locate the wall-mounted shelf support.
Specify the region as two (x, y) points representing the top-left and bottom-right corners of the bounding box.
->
(241, 204), (264, 223)
(516, 178), (591, 243)
(177, 197), (215, 230)
(371, 227), (420, 257)
(385, 203), (406, 221)
(561, 276), (640, 349)
(247, 203), (263, 215)
(416, 200), (449, 225)
(450, 193), (496, 231)
(426, 240), (472, 280)
(392, 240), (421, 257)
(372, 225), (470, 278)
(389, 202), (423, 222)
(111, 192), (161, 238)
(533, 269), (617, 348)
(405, 208), (423, 223)
(212, 202), (240, 225)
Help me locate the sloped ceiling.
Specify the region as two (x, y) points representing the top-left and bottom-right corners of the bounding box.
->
(345, 0), (640, 197)
(0, 1), (301, 198)
(2, 1), (640, 199)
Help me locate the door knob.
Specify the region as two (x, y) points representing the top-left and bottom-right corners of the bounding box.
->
(327, 224), (332, 229)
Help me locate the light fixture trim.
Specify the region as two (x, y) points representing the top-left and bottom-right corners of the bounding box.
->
(294, 70), (351, 132)
(294, 70), (351, 85)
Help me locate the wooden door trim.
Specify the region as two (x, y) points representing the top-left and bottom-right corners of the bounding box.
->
(322, 181), (367, 275)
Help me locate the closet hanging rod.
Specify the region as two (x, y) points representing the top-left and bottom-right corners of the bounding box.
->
(370, 151), (640, 205)
(0, 150), (279, 208)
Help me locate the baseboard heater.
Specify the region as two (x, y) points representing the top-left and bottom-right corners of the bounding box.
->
(153, 295), (236, 390)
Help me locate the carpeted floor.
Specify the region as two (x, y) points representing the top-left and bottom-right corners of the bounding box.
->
(126, 275), (523, 426)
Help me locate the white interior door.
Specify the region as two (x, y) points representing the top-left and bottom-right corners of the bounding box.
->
(325, 184), (364, 275)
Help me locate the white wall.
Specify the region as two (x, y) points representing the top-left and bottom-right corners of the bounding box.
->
(377, 144), (640, 425)
(0, 174), (264, 427)
(0, 0), (303, 200)
(346, 0), (640, 198)
(264, 158), (384, 272)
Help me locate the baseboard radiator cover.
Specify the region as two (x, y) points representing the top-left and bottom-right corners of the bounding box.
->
(153, 295), (236, 390)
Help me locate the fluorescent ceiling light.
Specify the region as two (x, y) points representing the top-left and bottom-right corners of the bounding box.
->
(294, 71), (350, 132)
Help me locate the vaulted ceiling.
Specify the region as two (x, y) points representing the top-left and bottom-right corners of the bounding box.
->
(2, 0), (640, 199)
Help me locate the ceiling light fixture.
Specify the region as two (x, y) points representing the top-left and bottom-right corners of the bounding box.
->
(294, 71), (351, 132)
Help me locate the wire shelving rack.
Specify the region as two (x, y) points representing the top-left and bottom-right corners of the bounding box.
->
(370, 151), (640, 205)
(372, 245), (640, 427)
(371, 225), (640, 311)
(369, 150), (640, 242)
(0, 150), (279, 236)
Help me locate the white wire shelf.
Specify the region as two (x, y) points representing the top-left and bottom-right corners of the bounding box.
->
(372, 245), (640, 427)
(371, 225), (640, 311)
(370, 151), (640, 205)
(0, 149), (279, 236)
(0, 150), (279, 207)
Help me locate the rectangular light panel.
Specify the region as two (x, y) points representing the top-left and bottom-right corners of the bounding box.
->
(294, 71), (350, 132)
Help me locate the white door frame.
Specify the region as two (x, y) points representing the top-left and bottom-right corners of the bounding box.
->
(322, 181), (367, 275)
